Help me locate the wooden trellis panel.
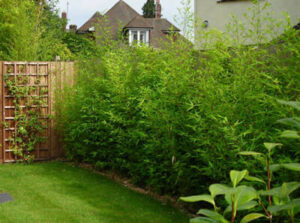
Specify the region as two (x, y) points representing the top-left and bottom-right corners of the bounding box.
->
(0, 61), (75, 163)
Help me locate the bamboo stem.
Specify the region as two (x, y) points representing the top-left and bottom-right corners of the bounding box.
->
(267, 157), (272, 223)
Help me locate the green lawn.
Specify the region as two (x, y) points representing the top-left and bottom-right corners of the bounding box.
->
(0, 162), (188, 223)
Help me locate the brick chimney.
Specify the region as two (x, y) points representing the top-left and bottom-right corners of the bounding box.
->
(155, 0), (162, 19)
(69, 25), (77, 33)
(62, 12), (67, 31)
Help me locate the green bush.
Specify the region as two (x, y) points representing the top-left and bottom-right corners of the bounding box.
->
(62, 32), (98, 59)
(57, 3), (300, 196)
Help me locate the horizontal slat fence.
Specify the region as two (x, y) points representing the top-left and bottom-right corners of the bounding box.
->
(0, 61), (75, 163)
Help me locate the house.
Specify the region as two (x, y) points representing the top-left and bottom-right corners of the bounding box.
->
(194, 0), (300, 45)
(71, 0), (181, 48)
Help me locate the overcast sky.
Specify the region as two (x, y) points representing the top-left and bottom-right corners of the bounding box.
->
(58, 0), (188, 29)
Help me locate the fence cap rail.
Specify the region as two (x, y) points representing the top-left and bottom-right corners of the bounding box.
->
(3, 62), (49, 65)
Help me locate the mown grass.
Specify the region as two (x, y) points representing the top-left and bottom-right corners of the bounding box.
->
(0, 162), (188, 223)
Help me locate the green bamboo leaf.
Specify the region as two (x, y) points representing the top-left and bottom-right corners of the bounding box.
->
(230, 170), (248, 187)
(197, 209), (229, 223)
(180, 194), (215, 207)
(280, 130), (300, 139)
(264, 143), (282, 152)
(239, 151), (264, 156)
(240, 213), (266, 223)
(209, 184), (231, 198)
(277, 100), (300, 111)
(277, 118), (300, 129)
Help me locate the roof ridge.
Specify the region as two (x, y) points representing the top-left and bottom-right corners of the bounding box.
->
(105, 0), (140, 17)
(78, 11), (103, 31)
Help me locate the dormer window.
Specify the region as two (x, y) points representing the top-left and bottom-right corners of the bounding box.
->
(128, 29), (150, 46)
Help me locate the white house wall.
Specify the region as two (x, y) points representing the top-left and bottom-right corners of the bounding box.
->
(195, 0), (300, 43)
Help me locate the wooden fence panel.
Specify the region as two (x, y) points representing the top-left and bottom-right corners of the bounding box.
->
(0, 61), (75, 163)
(48, 61), (75, 158)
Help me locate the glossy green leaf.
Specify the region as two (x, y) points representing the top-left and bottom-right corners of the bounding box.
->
(280, 130), (300, 139)
(264, 143), (282, 152)
(269, 164), (281, 172)
(268, 199), (300, 213)
(225, 201), (258, 213)
(277, 100), (300, 111)
(180, 194), (215, 207)
(209, 184), (231, 198)
(245, 175), (266, 184)
(190, 217), (218, 223)
(197, 209), (229, 223)
(230, 170), (248, 187)
(295, 198), (300, 215)
(260, 182), (300, 199)
(234, 186), (258, 204)
(270, 163), (300, 172)
(282, 163), (300, 171)
(224, 186), (258, 216)
(240, 213), (266, 223)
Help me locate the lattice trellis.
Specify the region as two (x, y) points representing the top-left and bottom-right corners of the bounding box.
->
(2, 62), (51, 162)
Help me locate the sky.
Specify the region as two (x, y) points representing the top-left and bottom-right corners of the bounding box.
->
(57, 0), (188, 29)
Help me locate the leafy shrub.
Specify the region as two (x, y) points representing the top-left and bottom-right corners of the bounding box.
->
(180, 101), (300, 223)
(62, 32), (98, 59)
(181, 144), (300, 223)
(57, 3), (300, 197)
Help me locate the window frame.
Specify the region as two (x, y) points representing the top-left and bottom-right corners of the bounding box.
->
(128, 28), (150, 46)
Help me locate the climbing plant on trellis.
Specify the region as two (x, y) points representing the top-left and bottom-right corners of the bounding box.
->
(2, 62), (50, 163)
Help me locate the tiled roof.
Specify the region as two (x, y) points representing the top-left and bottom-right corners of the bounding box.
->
(124, 15), (154, 28)
(146, 19), (181, 48)
(78, 12), (103, 32)
(146, 18), (180, 32)
(103, 0), (140, 38)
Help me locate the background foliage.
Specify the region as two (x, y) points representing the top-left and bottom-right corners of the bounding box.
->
(0, 0), (96, 61)
(142, 0), (156, 18)
(62, 32), (98, 59)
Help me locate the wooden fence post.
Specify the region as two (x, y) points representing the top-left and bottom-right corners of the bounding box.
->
(0, 62), (3, 163)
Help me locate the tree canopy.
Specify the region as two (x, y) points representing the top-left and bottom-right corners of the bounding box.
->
(0, 0), (71, 61)
(142, 0), (155, 18)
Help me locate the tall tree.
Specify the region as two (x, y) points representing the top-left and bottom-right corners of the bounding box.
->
(0, 0), (71, 61)
(142, 0), (155, 18)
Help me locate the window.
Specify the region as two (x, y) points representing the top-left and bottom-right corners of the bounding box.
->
(129, 29), (150, 46)
(132, 31), (138, 41)
(140, 31), (147, 43)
